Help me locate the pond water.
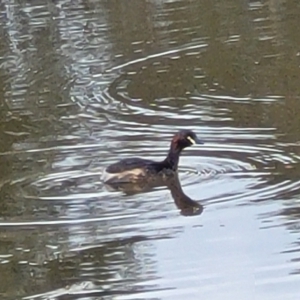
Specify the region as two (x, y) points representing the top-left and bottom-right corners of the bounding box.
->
(1, 0), (300, 299)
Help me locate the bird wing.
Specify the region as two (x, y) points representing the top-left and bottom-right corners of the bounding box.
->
(105, 158), (154, 173)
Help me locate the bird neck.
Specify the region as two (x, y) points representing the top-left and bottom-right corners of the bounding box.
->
(163, 143), (182, 170)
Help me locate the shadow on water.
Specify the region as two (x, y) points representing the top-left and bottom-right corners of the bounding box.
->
(104, 172), (204, 217)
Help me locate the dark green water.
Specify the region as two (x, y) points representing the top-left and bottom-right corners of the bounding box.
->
(1, 0), (300, 299)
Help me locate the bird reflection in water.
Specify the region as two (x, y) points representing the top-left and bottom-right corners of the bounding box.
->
(104, 172), (203, 217)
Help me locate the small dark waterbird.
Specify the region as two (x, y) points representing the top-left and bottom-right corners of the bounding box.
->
(102, 129), (204, 184)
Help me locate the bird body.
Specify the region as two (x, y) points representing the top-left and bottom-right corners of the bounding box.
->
(102, 130), (203, 184)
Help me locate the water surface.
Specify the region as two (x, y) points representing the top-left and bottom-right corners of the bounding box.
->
(1, 0), (300, 299)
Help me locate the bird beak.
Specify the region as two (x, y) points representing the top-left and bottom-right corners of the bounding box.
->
(194, 137), (204, 145)
(187, 136), (204, 145)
